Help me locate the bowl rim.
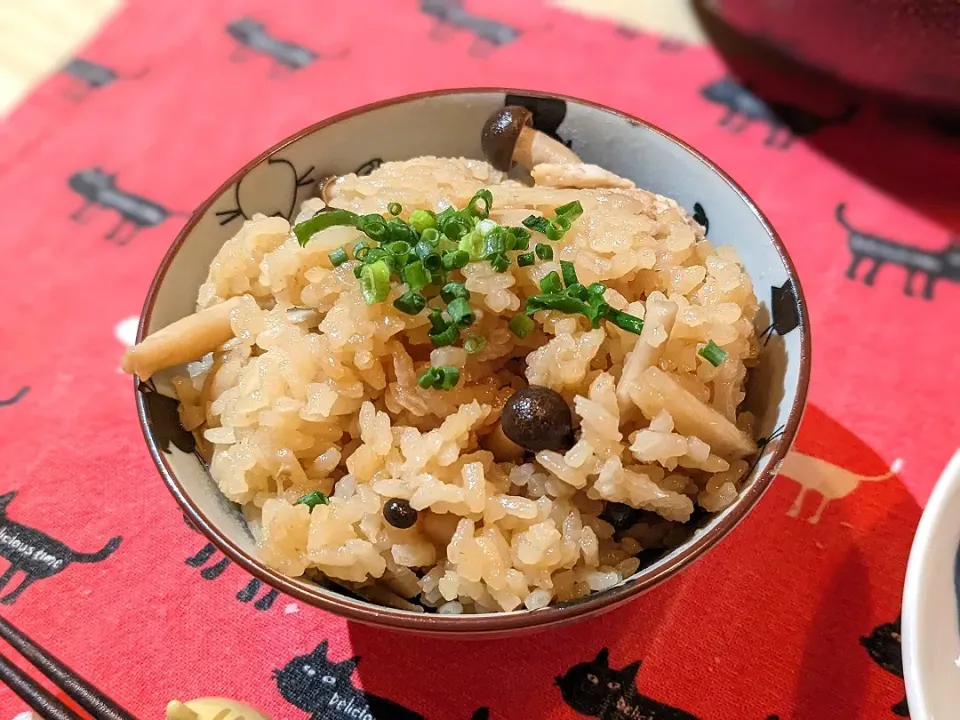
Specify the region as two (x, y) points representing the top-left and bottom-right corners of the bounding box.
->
(135, 87), (811, 634)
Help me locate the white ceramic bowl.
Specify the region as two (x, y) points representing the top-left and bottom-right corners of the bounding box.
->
(134, 89), (811, 634)
(903, 448), (960, 718)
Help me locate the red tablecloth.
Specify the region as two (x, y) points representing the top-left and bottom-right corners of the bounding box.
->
(0, 1), (958, 718)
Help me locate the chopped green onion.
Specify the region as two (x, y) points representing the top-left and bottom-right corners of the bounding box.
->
(607, 309), (644, 335)
(422, 253), (441, 271)
(699, 340), (728, 366)
(439, 210), (470, 240)
(359, 214), (388, 242)
(415, 239), (436, 260)
(294, 209), (361, 246)
(388, 240), (411, 256)
(386, 218), (417, 245)
(509, 314), (535, 338)
(463, 336), (487, 354)
(429, 323), (460, 347)
(525, 293), (592, 317)
(566, 283), (589, 301)
(437, 366), (460, 390)
(517, 252), (535, 267)
(295, 491), (329, 511)
(545, 222), (564, 241)
(459, 230), (484, 261)
(428, 309), (447, 332)
(417, 366), (461, 391)
(446, 298), (475, 327)
(482, 229), (506, 258)
(555, 200), (584, 220)
(420, 227), (440, 245)
(539, 271), (563, 295)
(535, 243), (553, 260)
(430, 269), (446, 287)
(587, 282), (607, 298)
(354, 242), (370, 261)
(359, 260), (391, 305)
(489, 253), (510, 273)
(403, 261), (430, 291)
(522, 215), (550, 235)
(393, 290), (427, 315)
(329, 247), (348, 267)
(467, 189), (493, 219)
(387, 202), (402, 216)
(441, 282), (470, 303)
(442, 250), (470, 270)
(560, 261), (579, 288)
(417, 367), (440, 389)
(409, 209), (437, 233)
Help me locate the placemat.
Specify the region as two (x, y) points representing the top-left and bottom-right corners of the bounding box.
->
(0, 1), (957, 718)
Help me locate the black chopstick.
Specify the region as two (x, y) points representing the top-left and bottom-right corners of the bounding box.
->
(0, 650), (83, 720)
(0, 616), (136, 720)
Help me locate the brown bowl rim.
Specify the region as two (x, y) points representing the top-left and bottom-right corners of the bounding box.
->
(134, 87), (811, 635)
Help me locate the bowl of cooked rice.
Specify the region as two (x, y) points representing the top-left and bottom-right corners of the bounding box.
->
(125, 89), (810, 635)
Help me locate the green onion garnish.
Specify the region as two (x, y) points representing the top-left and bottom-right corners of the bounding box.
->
(509, 227), (531, 250)
(354, 242), (370, 261)
(422, 253), (442, 271)
(329, 248), (348, 267)
(361, 214), (388, 242)
(587, 282), (607, 298)
(545, 223), (564, 241)
(294, 209), (361, 246)
(463, 336), (486, 354)
(393, 290), (427, 315)
(388, 240), (411, 256)
(508, 314), (535, 338)
(482, 229), (506, 258)
(517, 252), (535, 267)
(607, 309), (644, 335)
(442, 250), (470, 270)
(566, 283), (589, 301)
(359, 260), (391, 305)
(388, 202), (402, 216)
(403, 261), (430, 291)
(467, 189), (493, 219)
(295, 491), (329, 511)
(446, 298), (475, 327)
(526, 293), (592, 318)
(699, 340), (728, 366)
(441, 282), (470, 303)
(539, 271), (563, 295)
(535, 243), (553, 260)
(489, 253), (510, 273)
(459, 231), (484, 261)
(522, 215), (550, 235)
(417, 366), (461, 391)
(409, 209), (437, 233)
(560, 261), (579, 288)
(428, 323), (460, 347)
(428, 309), (446, 332)
(555, 200), (584, 220)
(414, 239), (436, 260)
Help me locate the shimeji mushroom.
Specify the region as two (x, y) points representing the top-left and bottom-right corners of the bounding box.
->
(121, 296), (244, 380)
(481, 106), (580, 172)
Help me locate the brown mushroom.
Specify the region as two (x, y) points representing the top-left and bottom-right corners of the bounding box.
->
(481, 106), (580, 172)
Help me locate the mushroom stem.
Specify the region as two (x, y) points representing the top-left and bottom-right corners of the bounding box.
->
(121, 296), (245, 380)
(514, 126), (580, 168)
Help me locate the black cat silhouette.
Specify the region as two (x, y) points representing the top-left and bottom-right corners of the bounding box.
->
(138, 381), (195, 454)
(60, 58), (148, 101)
(225, 18), (347, 76)
(0, 386), (29, 408)
(181, 514), (278, 611)
(504, 93), (571, 147)
(861, 617), (909, 717)
(556, 648), (698, 720)
(691, 203), (708, 235)
(68, 168), (184, 245)
(837, 203), (959, 301)
(421, 0), (520, 57)
(215, 156), (315, 226)
(0, 491), (121, 604)
(701, 77), (857, 149)
(758, 280), (800, 344)
(276, 641), (490, 720)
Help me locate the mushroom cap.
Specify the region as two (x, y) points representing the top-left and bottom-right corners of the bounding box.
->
(481, 106), (534, 172)
(501, 385), (574, 453)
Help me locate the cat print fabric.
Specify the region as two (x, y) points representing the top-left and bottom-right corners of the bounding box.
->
(0, 0), (954, 718)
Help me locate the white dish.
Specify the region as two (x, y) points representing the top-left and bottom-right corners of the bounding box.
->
(903, 448), (960, 719)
